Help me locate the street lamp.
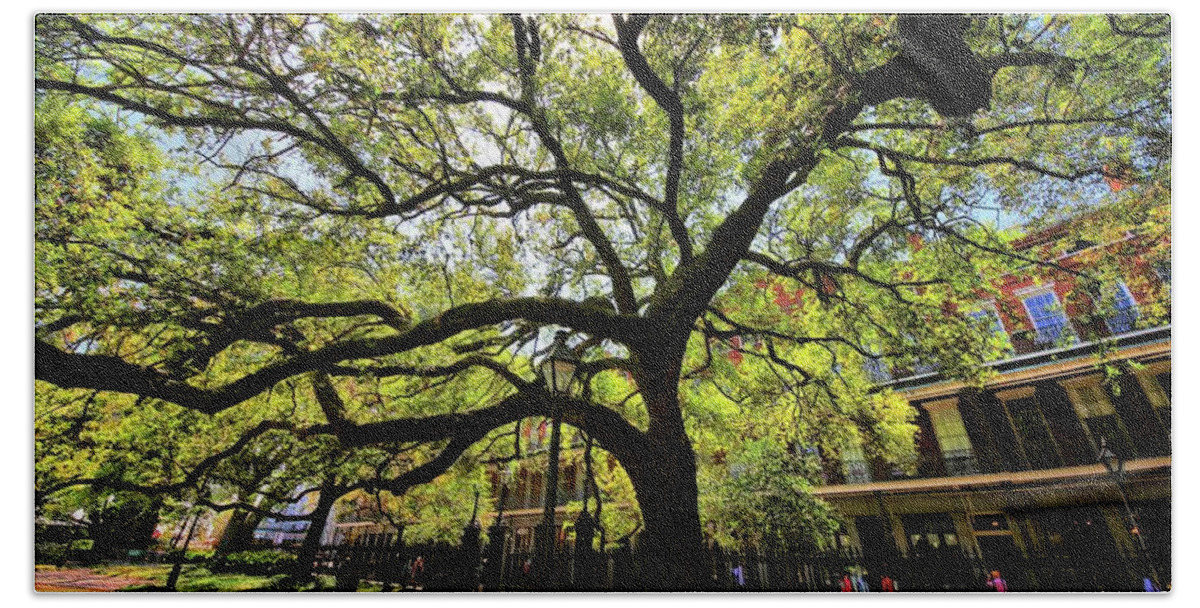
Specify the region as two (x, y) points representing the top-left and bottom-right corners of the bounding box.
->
(539, 330), (580, 395)
(457, 488), (484, 590)
(1096, 436), (1159, 590)
(573, 435), (600, 590)
(1097, 436), (1124, 476)
(534, 331), (579, 589)
(483, 467), (513, 590)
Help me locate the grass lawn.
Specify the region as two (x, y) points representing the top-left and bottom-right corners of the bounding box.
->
(90, 564), (337, 592)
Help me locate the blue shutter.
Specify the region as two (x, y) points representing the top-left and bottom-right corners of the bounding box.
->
(1023, 291), (1073, 346)
(1104, 283), (1140, 334)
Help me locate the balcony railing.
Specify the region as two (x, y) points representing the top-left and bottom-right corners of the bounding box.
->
(941, 449), (980, 477)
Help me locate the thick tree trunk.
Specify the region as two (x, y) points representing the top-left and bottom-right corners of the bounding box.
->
(293, 480), (339, 578)
(623, 425), (709, 590)
(214, 509), (263, 560)
(619, 347), (710, 590)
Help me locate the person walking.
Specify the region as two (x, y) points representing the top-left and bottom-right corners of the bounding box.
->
(731, 564), (746, 588)
(852, 572), (870, 592)
(986, 570), (1008, 592)
(880, 574), (896, 592)
(840, 574), (854, 592)
(409, 555), (426, 590)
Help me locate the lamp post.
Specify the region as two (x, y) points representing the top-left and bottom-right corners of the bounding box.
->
(483, 467), (512, 590)
(573, 435), (599, 589)
(573, 459), (597, 590)
(534, 331), (578, 589)
(457, 488), (483, 590)
(1097, 437), (1160, 590)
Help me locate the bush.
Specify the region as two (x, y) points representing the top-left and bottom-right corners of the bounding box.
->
(184, 549), (215, 563)
(69, 538), (95, 551)
(61, 539), (99, 565)
(216, 550), (298, 576)
(35, 543), (68, 566)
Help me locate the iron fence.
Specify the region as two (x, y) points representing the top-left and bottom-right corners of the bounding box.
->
(312, 535), (1155, 592)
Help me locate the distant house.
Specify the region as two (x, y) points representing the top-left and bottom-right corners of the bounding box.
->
(485, 424), (592, 554)
(253, 490), (318, 546)
(324, 492), (398, 546)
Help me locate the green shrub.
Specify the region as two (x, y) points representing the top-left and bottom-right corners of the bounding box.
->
(184, 549), (215, 563)
(217, 550), (298, 576)
(35, 543), (68, 566)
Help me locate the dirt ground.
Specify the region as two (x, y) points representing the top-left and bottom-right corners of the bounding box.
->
(34, 568), (154, 592)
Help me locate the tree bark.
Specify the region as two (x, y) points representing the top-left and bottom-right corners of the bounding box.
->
(293, 479), (339, 579)
(618, 347), (710, 590)
(623, 424), (708, 590)
(214, 509), (262, 561)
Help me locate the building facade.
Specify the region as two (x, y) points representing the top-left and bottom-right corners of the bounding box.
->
(486, 420), (592, 555)
(252, 490), (318, 546)
(813, 220), (1171, 591)
(463, 214), (1172, 591)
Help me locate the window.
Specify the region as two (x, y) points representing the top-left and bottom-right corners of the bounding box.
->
(1102, 282), (1140, 335)
(1060, 376), (1135, 459)
(902, 513), (960, 555)
(864, 356), (891, 383)
(1019, 287), (1076, 347)
(911, 361), (939, 375)
(561, 464), (580, 503)
(528, 419), (550, 452)
(1133, 359), (1171, 440)
(842, 438), (872, 484)
(514, 469), (529, 509)
(995, 386), (1063, 470)
(514, 527), (533, 551)
(899, 336), (938, 375)
(968, 302), (1012, 359)
(968, 307), (1005, 336)
(924, 399), (980, 476)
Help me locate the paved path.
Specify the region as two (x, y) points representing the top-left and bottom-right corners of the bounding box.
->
(35, 568), (155, 592)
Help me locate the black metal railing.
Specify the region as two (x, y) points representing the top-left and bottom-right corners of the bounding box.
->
(310, 534), (1160, 592)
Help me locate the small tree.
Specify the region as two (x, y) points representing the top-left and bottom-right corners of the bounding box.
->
(701, 438), (842, 553)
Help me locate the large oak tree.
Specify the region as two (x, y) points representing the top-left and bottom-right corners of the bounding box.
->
(35, 14), (1169, 588)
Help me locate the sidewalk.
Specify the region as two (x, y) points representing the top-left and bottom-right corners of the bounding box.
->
(34, 568), (154, 592)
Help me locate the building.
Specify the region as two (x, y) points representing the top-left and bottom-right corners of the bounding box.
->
(813, 216), (1171, 591)
(252, 490), (318, 546)
(486, 419), (592, 555)
(468, 209), (1171, 592)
